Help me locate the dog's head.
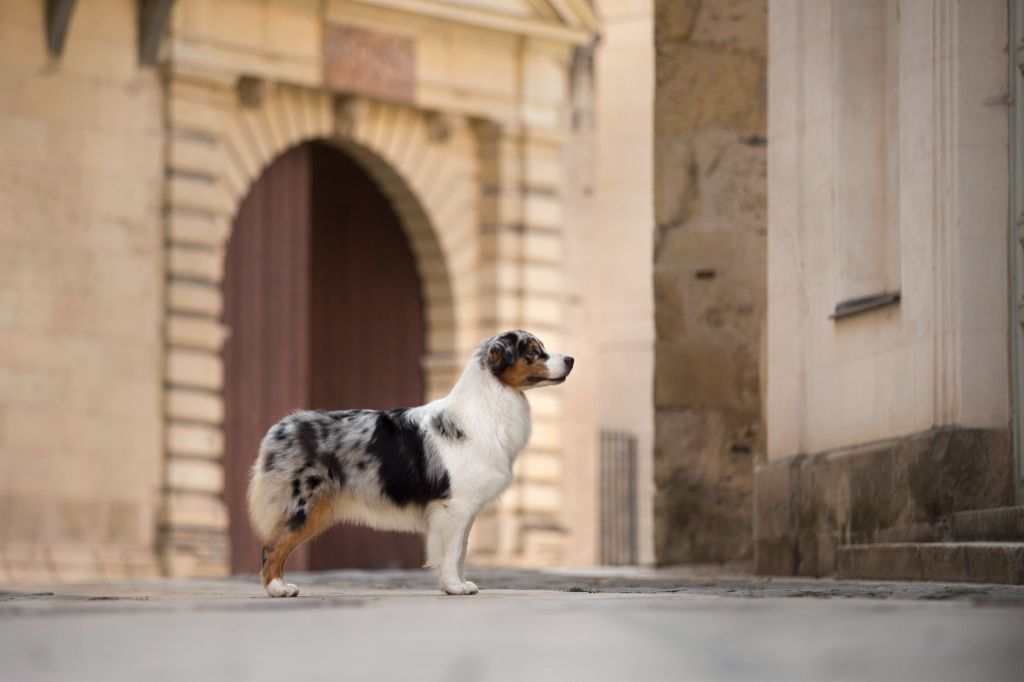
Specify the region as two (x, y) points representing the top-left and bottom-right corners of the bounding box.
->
(479, 330), (574, 391)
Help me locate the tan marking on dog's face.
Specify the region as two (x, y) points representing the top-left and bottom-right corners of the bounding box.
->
(497, 337), (550, 389)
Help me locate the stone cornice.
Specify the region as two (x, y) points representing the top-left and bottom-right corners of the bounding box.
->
(353, 0), (597, 45)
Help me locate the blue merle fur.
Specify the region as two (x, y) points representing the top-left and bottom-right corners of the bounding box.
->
(257, 407), (454, 533)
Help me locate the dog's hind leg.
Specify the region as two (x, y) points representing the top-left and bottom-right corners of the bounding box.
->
(260, 498), (334, 597)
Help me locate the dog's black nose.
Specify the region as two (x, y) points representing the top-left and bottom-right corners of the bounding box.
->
(564, 356), (575, 371)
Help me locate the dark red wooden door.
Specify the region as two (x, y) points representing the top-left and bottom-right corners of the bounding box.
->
(223, 144), (312, 575)
(307, 142), (425, 570)
(222, 141), (425, 575)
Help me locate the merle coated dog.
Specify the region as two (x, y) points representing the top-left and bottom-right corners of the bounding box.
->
(248, 330), (574, 597)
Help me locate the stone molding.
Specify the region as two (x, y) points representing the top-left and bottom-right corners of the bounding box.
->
(353, 0), (596, 45)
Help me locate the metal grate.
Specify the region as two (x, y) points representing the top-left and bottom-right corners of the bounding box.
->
(599, 430), (638, 565)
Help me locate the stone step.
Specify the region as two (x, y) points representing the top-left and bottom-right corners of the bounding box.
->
(836, 542), (1024, 584)
(949, 506), (1024, 542)
(862, 506), (1024, 544)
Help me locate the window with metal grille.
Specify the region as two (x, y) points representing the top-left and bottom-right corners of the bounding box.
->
(599, 430), (638, 565)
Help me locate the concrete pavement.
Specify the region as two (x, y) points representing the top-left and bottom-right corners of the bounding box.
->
(1, 568), (1022, 681)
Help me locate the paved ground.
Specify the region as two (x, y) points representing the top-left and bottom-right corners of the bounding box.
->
(2, 568), (1023, 681)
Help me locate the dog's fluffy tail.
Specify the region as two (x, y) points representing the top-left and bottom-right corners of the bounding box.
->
(247, 448), (287, 542)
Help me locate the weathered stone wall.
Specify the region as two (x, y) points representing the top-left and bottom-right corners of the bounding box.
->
(0, 0), (164, 580)
(652, 0), (767, 564)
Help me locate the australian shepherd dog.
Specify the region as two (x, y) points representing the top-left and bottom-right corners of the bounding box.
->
(248, 330), (574, 597)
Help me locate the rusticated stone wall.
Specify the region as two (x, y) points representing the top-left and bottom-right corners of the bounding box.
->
(0, 0), (165, 581)
(653, 0), (767, 564)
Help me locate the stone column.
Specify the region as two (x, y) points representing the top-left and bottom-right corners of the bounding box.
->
(472, 103), (571, 566)
(653, 0), (768, 565)
(157, 71), (235, 577)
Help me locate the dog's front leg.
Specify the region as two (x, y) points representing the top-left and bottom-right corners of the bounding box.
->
(457, 522), (472, 584)
(427, 504), (478, 595)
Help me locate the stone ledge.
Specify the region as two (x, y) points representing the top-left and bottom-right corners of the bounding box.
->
(836, 542), (1024, 585)
(855, 505), (1024, 544)
(951, 506), (1024, 542)
(753, 427), (1015, 577)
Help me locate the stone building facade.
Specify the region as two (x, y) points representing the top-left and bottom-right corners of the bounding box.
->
(654, 0), (1022, 582)
(0, 1), (166, 580)
(0, 0), (657, 581)
(756, 0), (1021, 581)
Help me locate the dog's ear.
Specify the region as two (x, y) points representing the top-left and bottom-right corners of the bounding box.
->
(487, 337), (518, 375)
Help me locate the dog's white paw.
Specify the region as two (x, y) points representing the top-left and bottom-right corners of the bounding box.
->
(266, 578), (300, 598)
(442, 580), (479, 595)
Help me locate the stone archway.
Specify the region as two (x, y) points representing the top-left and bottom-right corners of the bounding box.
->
(158, 76), (477, 576)
(222, 139), (430, 573)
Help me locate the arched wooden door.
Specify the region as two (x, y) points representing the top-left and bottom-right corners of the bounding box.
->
(222, 141), (426, 575)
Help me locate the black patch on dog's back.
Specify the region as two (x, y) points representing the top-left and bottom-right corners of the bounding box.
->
(320, 449), (345, 485)
(297, 421), (319, 466)
(366, 410), (451, 506)
(432, 412), (466, 441)
(295, 416), (346, 486)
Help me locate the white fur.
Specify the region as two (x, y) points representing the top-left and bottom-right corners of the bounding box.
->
(420, 355), (531, 594)
(266, 578), (299, 598)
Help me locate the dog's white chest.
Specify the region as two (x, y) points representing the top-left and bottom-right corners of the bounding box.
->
(432, 386), (531, 504)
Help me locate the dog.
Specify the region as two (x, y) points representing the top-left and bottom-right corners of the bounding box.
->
(247, 330), (574, 597)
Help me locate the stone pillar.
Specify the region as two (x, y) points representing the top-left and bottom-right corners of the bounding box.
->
(157, 71), (235, 577)
(472, 119), (570, 565)
(652, 0), (767, 565)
